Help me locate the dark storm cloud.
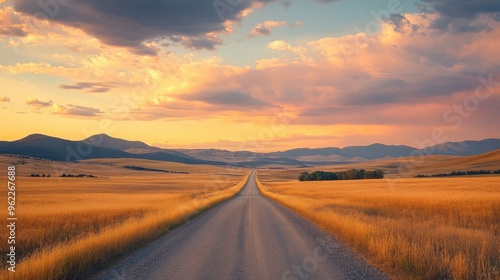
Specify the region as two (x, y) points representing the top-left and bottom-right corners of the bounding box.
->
(13, 0), (274, 54)
(423, 0), (500, 33)
(424, 0), (500, 20)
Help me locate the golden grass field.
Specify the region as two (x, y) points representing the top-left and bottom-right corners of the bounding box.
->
(0, 150), (498, 280)
(257, 168), (500, 280)
(270, 149), (500, 180)
(0, 156), (249, 280)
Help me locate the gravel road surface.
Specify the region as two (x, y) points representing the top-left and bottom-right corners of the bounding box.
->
(93, 171), (388, 280)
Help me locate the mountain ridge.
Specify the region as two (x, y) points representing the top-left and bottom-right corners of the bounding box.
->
(0, 134), (222, 165)
(1, 134), (500, 165)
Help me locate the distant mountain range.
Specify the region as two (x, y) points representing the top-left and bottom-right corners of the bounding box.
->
(0, 134), (220, 165)
(268, 139), (500, 163)
(1, 134), (500, 166)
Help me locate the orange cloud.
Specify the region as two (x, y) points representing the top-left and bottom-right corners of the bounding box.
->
(0, 7), (30, 37)
(2, 9), (500, 148)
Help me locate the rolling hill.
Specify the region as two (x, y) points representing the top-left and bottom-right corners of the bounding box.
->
(420, 138), (500, 156)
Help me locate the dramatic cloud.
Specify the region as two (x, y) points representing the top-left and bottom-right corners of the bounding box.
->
(423, 0), (500, 33)
(424, 0), (500, 19)
(59, 82), (113, 93)
(0, 96), (10, 102)
(12, 0), (275, 54)
(51, 104), (102, 117)
(222, 13), (500, 130)
(2, 2), (500, 148)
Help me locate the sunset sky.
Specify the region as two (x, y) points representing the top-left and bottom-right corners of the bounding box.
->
(1, 0), (499, 151)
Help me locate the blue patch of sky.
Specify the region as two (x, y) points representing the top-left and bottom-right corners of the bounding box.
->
(190, 0), (423, 67)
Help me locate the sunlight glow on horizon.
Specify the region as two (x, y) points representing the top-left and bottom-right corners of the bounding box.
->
(0, 0), (499, 150)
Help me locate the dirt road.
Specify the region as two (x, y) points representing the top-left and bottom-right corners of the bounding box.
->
(94, 171), (387, 280)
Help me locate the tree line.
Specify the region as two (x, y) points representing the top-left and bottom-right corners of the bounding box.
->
(60, 173), (96, 178)
(415, 170), (500, 178)
(123, 165), (189, 174)
(298, 169), (384, 181)
(30, 173), (50, 177)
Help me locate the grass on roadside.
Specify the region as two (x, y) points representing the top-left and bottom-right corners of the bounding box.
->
(0, 167), (249, 280)
(257, 172), (500, 280)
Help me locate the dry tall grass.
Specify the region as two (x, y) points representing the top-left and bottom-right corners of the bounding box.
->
(258, 171), (500, 280)
(0, 160), (249, 280)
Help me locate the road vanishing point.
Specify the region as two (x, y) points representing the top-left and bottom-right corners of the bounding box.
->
(94, 171), (387, 280)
